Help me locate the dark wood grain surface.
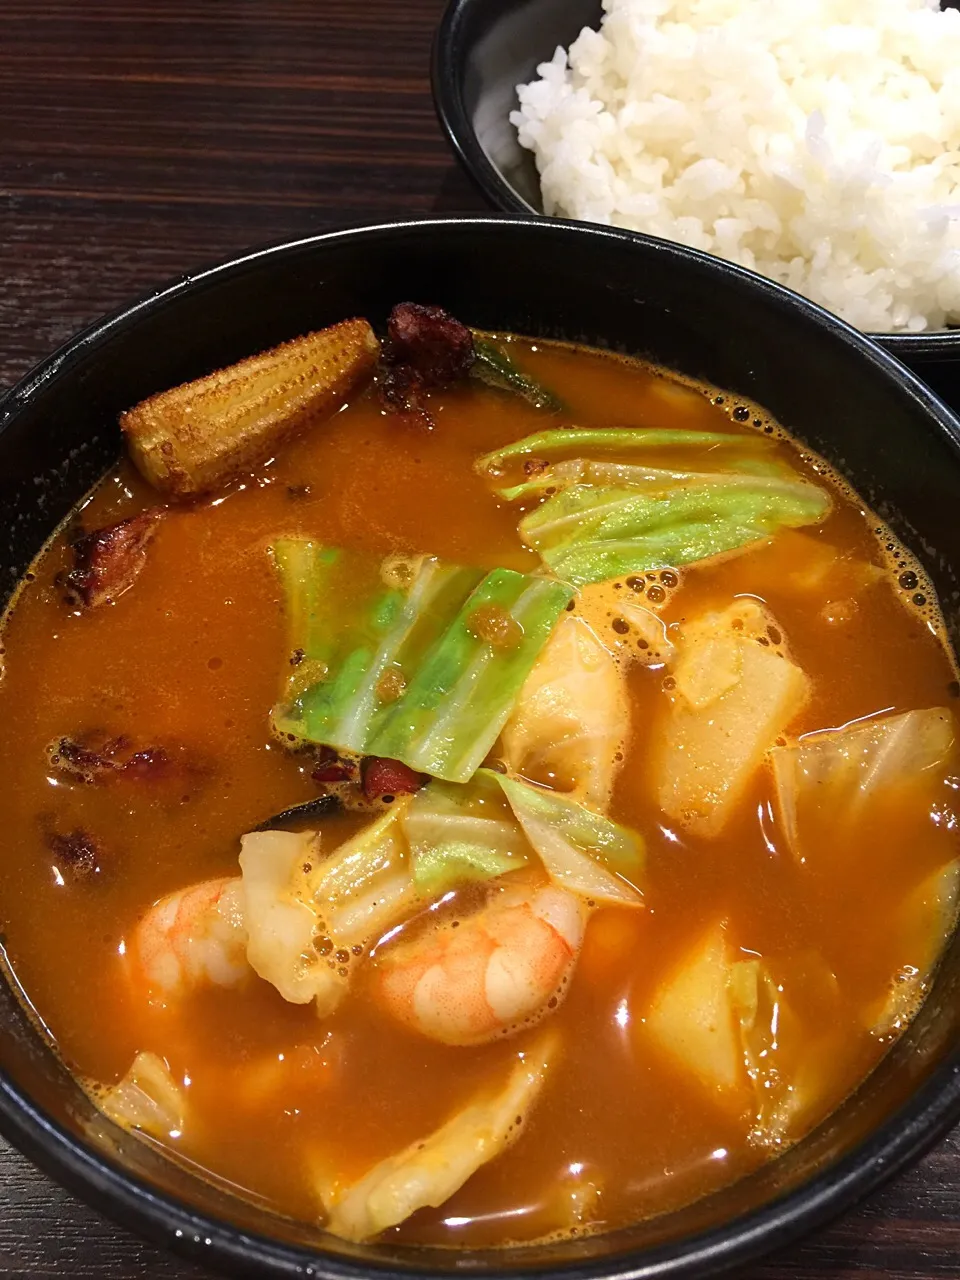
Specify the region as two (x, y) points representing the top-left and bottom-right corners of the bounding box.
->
(1, 2), (959, 1276)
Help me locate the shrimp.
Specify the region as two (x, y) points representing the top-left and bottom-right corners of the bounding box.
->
(130, 876), (249, 999)
(374, 885), (585, 1045)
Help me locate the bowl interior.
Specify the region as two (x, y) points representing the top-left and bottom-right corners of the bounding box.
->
(437, 0), (600, 215)
(3, 218), (960, 1278)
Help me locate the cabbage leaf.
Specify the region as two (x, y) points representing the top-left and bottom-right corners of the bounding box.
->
(656, 600), (809, 838)
(501, 612), (629, 811)
(495, 453), (789, 502)
(318, 1031), (557, 1241)
(99, 1051), (185, 1141)
(476, 427), (829, 587)
(730, 952), (841, 1148)
(240, 775), (537, 1011)
(272, 540), (573, 782)
(403, 771), (530, 894)
(493, 772), (644, 906)
(240, 804), (418, 1015)
(872, 859), (960, 1037)
(771, 707), (956, 860)
(520, 478), (831, 588)
(476, 427), (776, 477)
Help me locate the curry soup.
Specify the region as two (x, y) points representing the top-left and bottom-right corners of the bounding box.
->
(0, 319), (956, 1248)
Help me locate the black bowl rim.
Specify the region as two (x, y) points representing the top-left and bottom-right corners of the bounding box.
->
(430, 0), (960, 361)
(3, 215), (960, 1279)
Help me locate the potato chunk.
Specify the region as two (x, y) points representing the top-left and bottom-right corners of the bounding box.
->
(121, 318), (379, 496)
(656, 600), (808, 837)
(647, 924), (743, 1095)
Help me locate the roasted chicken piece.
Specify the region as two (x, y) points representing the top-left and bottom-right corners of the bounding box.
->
(121, 319), (379, 496)
(64, 510), (162, 608)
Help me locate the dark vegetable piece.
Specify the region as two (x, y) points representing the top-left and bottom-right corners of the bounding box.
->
(363, 757), (426, 800)
(64, 511), (162, 609)
(252, 793), (342, 833)
(471, 337), (563, 412)
(46, 828), (103, 880)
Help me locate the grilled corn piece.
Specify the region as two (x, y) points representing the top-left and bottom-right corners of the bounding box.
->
(120, 319), (379, 496)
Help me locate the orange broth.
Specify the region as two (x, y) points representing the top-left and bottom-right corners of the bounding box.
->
(0, 338), (957, 1246)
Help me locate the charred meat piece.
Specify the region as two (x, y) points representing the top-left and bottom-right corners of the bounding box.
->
(386, 304), (474, 386)
(311, 745), (358, 785)
(378, 303), (476, 421)
(47, 733), (194, 785)
(362, 756), (426, 801)
(46, 828), (103, 881)
(121, 319), (379, 497)
(379, 362), (429, 419)
(64, 510), (162, 609)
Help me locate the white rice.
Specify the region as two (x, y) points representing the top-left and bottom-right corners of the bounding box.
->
(511, 0), (960, 332)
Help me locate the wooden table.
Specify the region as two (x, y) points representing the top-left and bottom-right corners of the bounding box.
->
(1, 2), (959, 1276)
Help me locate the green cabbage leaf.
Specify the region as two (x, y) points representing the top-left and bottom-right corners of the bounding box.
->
(272, 540), (573, 782)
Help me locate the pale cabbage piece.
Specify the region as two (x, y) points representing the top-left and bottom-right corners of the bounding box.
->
(646, 924), (745, 1095)
(752, 1041), (838, 1151)
(403, 772), (530, 894)
(494, 773), (644, 907)
(770, 707), (956, 860)
(308, 803), (418, 944)
(239, 802), (419, 1016)
(239, 829), (324, 1007)
(318, 1032), (557, 1241)
(872, 859), (960, 1037)
(99, 1051), (185, 1141)
(537, 1165), (605, 1236)
(647, 928), (843, 1133)
(502, 613), (628, 811)
(501, 614), (625, 809)
(656, 601), (808, 837)
(273, 544), (573, 784)
(729, 953), (841, 1149)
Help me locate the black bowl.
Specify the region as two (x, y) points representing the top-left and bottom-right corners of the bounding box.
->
(431, 0), (960, 382)
(3, 216), (960, 1279)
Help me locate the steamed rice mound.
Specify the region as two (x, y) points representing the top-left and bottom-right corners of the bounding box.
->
(512, 0), (960, 332)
